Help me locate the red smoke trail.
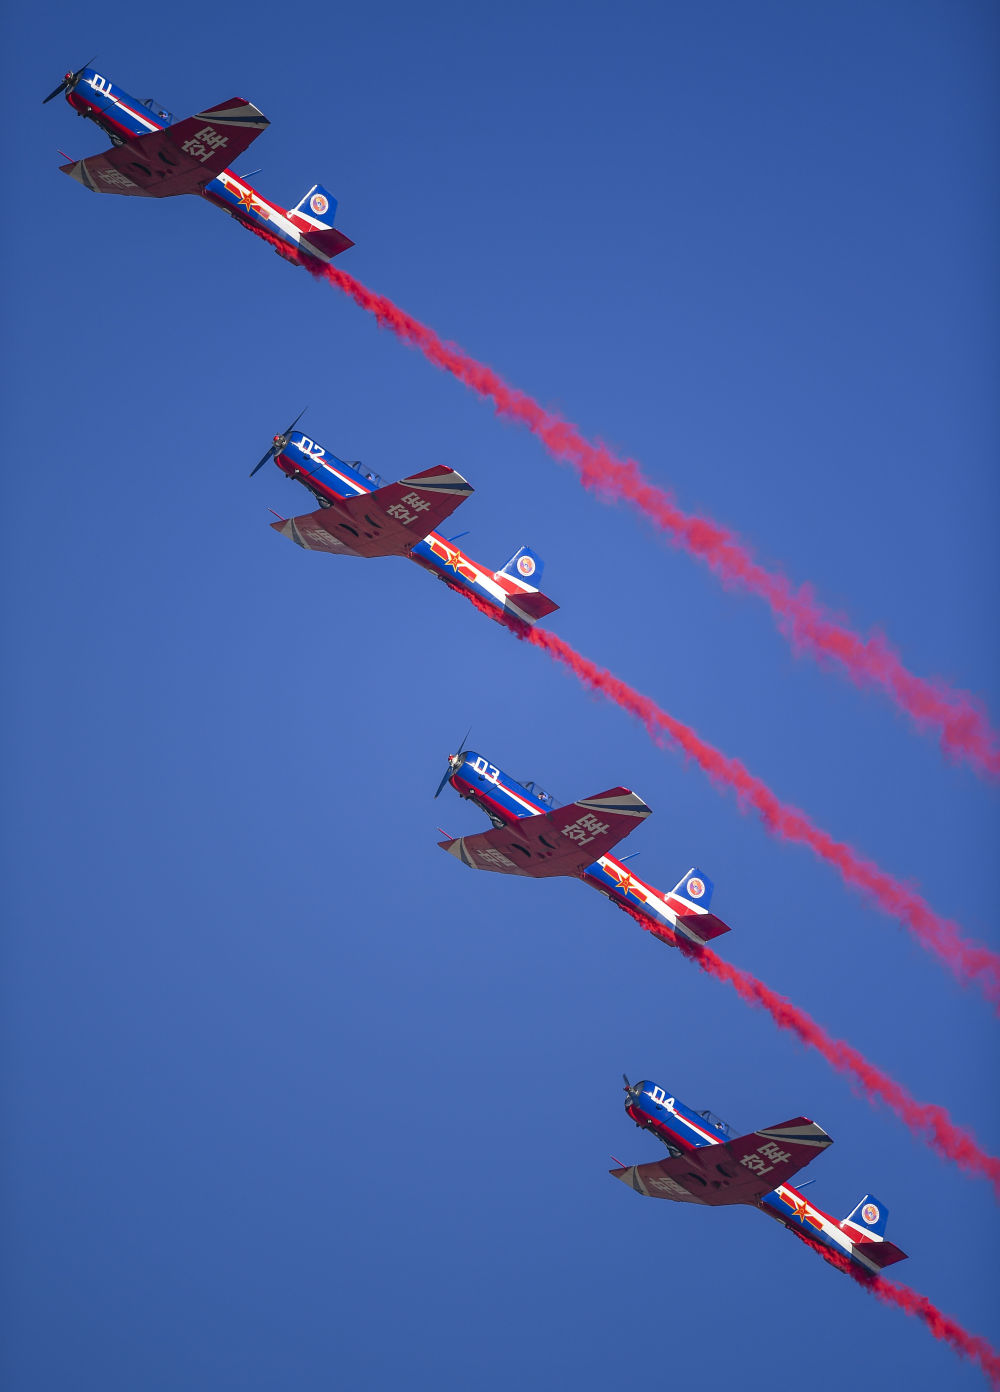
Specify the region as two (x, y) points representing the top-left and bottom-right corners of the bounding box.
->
(671, 936), (1000, 1195)
(253, 227), (998, 776)
(454, 587), (1000, 1005)
(449, 592), (1000, 1189)
(792, 1230), (1000, 1386)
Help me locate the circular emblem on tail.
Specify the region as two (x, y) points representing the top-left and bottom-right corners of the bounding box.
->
(309, 192), (329, 216)
(516, 555), (536, 577)
(686, 876), (705, 900)
(862, 1203), (880, 1225)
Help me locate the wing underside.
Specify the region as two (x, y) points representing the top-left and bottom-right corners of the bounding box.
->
(61, 98), (268, 197)
(439, 789), (652, 879)
(611, 1118), (832, 1206)
(272, 465), (474, 559)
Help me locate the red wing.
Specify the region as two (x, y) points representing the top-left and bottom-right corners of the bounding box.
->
(272, 466), (473, 559)
(611, 1118), (832, 1206)
(439, 788), (652, 879)
(61, 98), (268, 198)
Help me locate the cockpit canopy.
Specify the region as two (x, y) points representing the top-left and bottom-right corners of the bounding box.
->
(141, 96), (174, 125)
(344, 459), (386, 490)
(521, 779), (554, 807)
(698, 1108), (732, 1137)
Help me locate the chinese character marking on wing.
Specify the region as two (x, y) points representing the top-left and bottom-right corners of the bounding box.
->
(560, 813), (611, 847)
(476, 847), (517, 870)
(181, 125), (229, 162)
(400, 492), (432, 513)
(98, 168), (139, 189)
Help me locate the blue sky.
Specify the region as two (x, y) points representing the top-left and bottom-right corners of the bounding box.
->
(3, 2), (998, 1387)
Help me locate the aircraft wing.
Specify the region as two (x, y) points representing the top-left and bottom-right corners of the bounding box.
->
(272, 466), (474, 559)
(439, 789), (652, 879)
(610, 1118), (832, 1206)
(61, 98), (269, 198)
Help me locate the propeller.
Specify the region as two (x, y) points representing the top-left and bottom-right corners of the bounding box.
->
(43, 59), (94, 105)
(249, 408), (307, 477)
(622, 1073), (633, 1092)
(434, 728), (471, 799)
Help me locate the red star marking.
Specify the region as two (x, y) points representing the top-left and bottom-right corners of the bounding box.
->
(234, 186), (268, 220)
(781, 1191), (823, 1230)
(611, 867), (646, 902)
(430, 538), (478, 582)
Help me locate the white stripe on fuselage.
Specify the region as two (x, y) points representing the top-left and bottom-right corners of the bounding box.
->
(421, 532), (522, 613)
(593, 854), (705, 943)
(213, 173), (303, 241)
(84, 77), (161, 134)
(766, 1185), (880, 1273)
(496, 780), (544, 818)
(645, 1090), (725, 1149)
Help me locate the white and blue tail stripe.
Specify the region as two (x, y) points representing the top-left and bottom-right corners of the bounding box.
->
(669, 867), (714, 912)
(842, 1193), (889, 1239)
(291, 182), (339, 230)
(496, 545), (544, 589)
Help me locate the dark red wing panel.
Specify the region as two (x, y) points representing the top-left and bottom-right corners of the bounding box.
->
(273, 466), (473, 560)
(852, 1237), (908, 1270)
(439, 788), (652, 879)
(61, 98), (268, 198)
(611, 1118), (832, 1206)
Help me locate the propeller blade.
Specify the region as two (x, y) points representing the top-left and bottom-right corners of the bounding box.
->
(249, 409), (307, 477)
(43, 59), (94, 104)
(433, 727), (471, 799)
(622, 1074), (632, 1091)
(249, 446), (276, 478)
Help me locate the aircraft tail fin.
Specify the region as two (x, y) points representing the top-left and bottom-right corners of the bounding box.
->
(841, 1193), (889, 1239)
(289, 183), (355, 261)
(493, 546), (558, 623)
(669, 868), (714, 911)
(665, 868), (732, 944)
(496, 545), (545, 587)
(840, 1193), (907, 1266)
(291, 182), (339, 229)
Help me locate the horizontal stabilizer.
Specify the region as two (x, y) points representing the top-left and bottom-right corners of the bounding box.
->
(673, 910), (732, 944)
(300, 224), (355, 261)
(502, 588), (560, 623)
(291, 182), (339, 228)
(852, 1237), (908, 1270)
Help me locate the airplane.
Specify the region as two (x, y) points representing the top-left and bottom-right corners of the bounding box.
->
(44, 64), (353, 265)
(612, 1075), (908, 1279)
(436, 745), (731, 948)
(253, 419), (560, 627)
